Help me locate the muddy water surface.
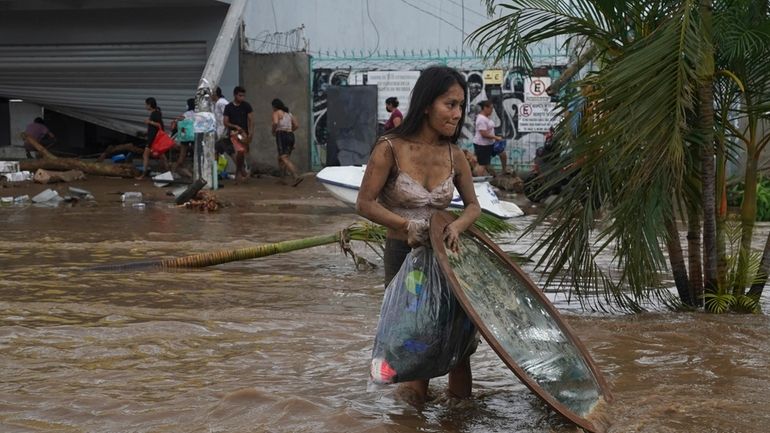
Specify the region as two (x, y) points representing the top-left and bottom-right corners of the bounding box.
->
(1, 180), (769, 432)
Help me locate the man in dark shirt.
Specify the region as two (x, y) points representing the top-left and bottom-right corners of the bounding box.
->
(223, 86), (254, 181)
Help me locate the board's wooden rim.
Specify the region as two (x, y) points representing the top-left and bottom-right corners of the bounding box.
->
(430, 211), (612, 433)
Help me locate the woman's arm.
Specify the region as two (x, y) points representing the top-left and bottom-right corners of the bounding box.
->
(356, 140), (409, 235)
(271, 111), (279, 135)
(444, 145), (481, 252)
(479, 128), (500, 140)
(291, 114), (299, 131)
(392, 116), (402, 128)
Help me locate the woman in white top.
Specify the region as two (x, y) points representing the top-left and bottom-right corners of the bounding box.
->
(472, 100), (503, 175)
(271, 98), (303, 186)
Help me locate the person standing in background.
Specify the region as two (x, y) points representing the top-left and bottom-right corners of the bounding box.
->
(170, 98), (195, 177)
(383, 97), (403, 132)
(271, 98), (303, 186)
(212, 86), (229, 143)
(223, 86), (254, 182)
(136, 97), (168, 180)
(472, 100), (503, 176)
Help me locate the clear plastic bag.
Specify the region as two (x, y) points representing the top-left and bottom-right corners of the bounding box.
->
(370, 246), (477, 385)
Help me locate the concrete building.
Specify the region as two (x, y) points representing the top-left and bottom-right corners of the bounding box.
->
(0, 1), (565, 173)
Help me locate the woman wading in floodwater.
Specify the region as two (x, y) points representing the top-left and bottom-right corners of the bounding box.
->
(356, 66), (481, 403)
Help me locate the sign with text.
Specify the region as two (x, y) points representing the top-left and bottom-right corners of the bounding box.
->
(524, 77), (552, 103)
(519, 77), (557, 132)
(483, 69), (504, 85)
(518, 102), (557, 132)
(352, 71), (421, 122)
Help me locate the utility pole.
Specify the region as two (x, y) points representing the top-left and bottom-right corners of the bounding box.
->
(194, 0), (247, 190)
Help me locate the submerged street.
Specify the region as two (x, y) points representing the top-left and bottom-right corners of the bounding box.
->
(1, 177), (769, 432)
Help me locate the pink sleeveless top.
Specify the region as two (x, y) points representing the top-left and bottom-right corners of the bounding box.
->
(378, 138), (455, 222)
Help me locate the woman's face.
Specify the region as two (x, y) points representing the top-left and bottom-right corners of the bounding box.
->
(425, 83), (464, 138)
(385, 103), (393, 113)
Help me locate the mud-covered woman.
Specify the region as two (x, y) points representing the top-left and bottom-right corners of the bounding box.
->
(356, 65), (481, 403)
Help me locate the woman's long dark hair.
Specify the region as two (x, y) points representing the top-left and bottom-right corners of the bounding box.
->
(389, 65), (467, 143)
(145, 97), (159, 111)
(271, 98), (290, 113)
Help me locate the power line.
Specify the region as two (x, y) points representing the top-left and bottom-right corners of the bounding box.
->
(269, 0), (279, 32)
(399, 0), (466, 35)
(444, 0), (490, 20)
(365, 0), (380, 56)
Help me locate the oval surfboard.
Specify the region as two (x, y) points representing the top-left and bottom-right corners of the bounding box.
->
(430, 211), (612, 433)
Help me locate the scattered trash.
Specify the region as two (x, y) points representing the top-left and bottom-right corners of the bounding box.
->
(33, 168), (86, 184)
(169, 186), (188, 198)
(180, 190), (221, 212)
(0, 161), (20, 174)
(121, 191), (143, 203)
(2, 171), (32, 182)
(132, 203), (146, 209)
(1, 196), (13, 205)
(193, 112), (216, 133)
(152, 171), (175, 187)
(111, 154), (127, 163)
(174, 178), (207, 205)
(13, 195), (29, 204)
(31, 188), (64, 205)
(68, 187), (95, 200)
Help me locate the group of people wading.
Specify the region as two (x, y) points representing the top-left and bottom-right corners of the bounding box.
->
(137, 86), (303, 186)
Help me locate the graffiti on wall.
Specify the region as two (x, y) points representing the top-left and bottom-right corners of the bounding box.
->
(311, 66), (566, 171)
(312, 69), (351, 167)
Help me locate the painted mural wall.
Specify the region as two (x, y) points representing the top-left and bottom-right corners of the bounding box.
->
(311, 66), (566, 172)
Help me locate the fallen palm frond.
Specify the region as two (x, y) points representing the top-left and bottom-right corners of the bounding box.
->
(87, 215), (514, 272)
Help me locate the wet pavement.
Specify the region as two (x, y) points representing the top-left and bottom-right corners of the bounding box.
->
(1, 176), (769, 432)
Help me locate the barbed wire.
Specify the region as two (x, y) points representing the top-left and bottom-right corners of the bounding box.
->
(310, 43), (570, 71)
(244, 25), (308, 54)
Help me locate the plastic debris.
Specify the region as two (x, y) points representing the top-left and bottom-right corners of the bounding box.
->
(0, 161), (20, 174)
(121, 192), (143, 202)
(2, 171), (32, 182)
(31, 189), (64, 205)
(68, 187), (95, 200)
(152, 171), (175, 187)
(193, 112), (216, 133)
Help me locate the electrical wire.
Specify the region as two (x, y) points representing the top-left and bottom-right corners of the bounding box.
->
(365, 0), (380, 56)
(444, 0), (490, 20)
(270, 0), (279, 32)
(399, 0), (466, 35)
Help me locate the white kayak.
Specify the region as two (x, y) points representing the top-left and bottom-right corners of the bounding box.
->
(316, 165), (524, 219)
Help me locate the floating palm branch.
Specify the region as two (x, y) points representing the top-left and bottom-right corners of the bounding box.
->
(88, 213), (514, 272)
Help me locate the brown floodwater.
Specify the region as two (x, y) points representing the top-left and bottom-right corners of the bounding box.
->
(1, 179), (769, 432)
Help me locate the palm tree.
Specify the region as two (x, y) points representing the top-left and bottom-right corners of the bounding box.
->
(469, 0), (770, 312)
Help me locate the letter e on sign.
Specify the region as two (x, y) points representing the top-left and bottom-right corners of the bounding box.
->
(530, 79), (546, 96)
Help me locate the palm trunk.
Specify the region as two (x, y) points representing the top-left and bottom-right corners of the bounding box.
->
(748, 231), (770, 298)
(89, 233), (344, 271)
(699, 0), (718, 299)
(736, 155), (759, 295)
(665, 217), (692, 306)
(21, 134), (138, 178)
(716, 131), (728, 288)
(687, 211), (704, 306)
